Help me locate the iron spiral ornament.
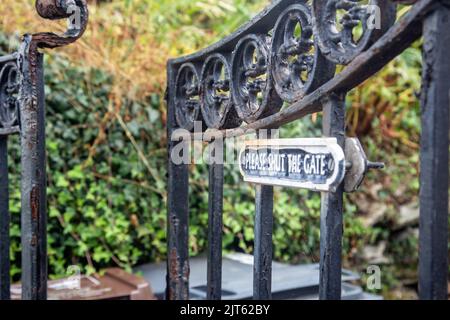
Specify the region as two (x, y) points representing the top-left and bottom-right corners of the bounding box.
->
(201, 54), (241, 129)
(271, 3), (335, 103)
(312, 0), (396, 65)
(0, 62), (19, 130)
(231, 34), (282, 124)
(175, 63), (201, 131)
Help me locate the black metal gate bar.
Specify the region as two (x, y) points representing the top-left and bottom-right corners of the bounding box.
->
(166, 62), (190, 300)
(0, 53), (19, 301)
(253, 130), (275, 300)
(0, 135), (10, 300)
(206, 147), (224, 300)
(319, 93), (346, 300)
(253, 184), (274, 300)
(18, 38), (48, 300)
(418, 3), (450, 301)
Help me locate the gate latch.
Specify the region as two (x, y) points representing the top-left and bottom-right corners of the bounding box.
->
(344, 138), (385, 193)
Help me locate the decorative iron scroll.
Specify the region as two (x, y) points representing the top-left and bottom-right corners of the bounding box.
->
(33, 0), (88, 49)
(169, 0), (396, 130)
(175, 63), (201, 131)
(0, 57), (19, 136)
(271, 4), (335, 103)
(231, 34), (281, 123)
(12, 0), (89, 138)
(201, 54), (241, 129)
(18, 0), (89, 137)
(312, 0), (396, 65)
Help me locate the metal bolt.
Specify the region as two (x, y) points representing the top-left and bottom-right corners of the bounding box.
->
(367, 161), (385, 170)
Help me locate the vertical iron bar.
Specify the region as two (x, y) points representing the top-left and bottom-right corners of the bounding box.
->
(253, 130), (274, 300)
(0, 136), (10, 300)
(206, 140), (223, 300)
(166, 62), (190, 300)
(36, 50), (48, 301)
(319, 92), (346, 300)
(418, 4), (449, 301)
(19, 37), (47, 300)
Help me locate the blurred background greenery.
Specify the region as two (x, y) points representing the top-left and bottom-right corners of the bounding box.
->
(0, 0), (446, 299)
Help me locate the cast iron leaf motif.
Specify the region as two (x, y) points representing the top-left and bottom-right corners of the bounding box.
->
(175, 63), (201, 131)
(272, 5), (315, 100)
(0, 62), (19, 131)
(272, 3), (335, 103)
(312, 0), (396, 65)
(201, 54), (241, 129)
(231, 35), (281, 124)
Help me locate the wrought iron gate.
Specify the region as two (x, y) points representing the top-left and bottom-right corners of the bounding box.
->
(0, 0), (88, 300)
(166, 0), (449, 300)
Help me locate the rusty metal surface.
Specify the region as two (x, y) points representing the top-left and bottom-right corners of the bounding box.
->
(319, 92), (345, 300)
(166, 63), (190, 300)
(18, 36), (48, 300)
(33, 0), (88, 49)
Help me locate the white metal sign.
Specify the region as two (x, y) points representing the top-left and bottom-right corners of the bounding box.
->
(239, 138), (346, 192)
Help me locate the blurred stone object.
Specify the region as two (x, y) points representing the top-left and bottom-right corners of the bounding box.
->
(394, 202), (419, 230)
(11, 268), (156, 300)
(362, 241), (391, 265)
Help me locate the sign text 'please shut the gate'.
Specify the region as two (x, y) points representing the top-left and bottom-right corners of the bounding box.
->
(239, 138), (346, 192)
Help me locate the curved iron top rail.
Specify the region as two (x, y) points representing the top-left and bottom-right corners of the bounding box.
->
(167, 0), (438, 136)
